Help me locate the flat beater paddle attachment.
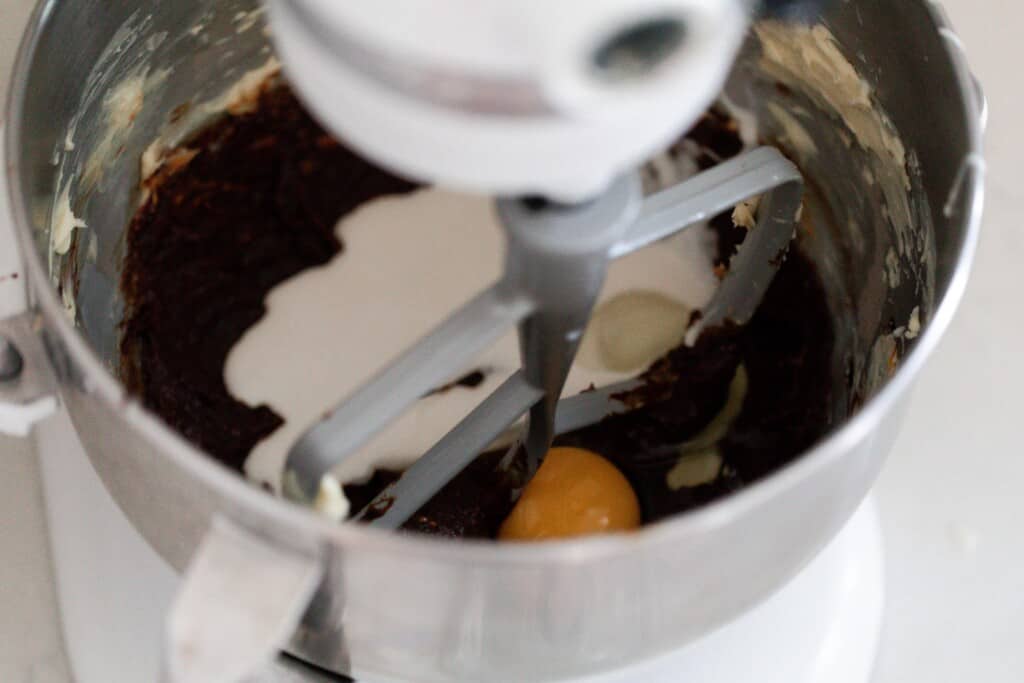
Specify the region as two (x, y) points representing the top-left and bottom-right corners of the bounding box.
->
(281, 147), (804, 529)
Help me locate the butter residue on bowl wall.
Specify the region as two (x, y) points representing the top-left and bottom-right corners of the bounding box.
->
(754, 22), (918, 266)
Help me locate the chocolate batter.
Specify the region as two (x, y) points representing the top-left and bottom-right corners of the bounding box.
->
(120, 85), (416, 472)
(121, 83), (835, 539)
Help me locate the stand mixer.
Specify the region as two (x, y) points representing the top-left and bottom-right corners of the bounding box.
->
(0, 0), (985, 681)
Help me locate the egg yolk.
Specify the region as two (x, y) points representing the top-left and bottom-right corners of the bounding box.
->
(499, 447), (641, 541)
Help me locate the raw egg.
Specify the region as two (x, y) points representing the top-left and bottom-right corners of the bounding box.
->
(499, 447), (641, 541)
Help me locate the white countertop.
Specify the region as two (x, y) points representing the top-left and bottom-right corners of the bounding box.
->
(0, 8), (72, 683)
(1, 0), (1021, 681)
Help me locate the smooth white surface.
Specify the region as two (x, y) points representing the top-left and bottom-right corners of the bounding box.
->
(36, 414), (174, 683)
(0, 4), (72, 683)
(1, 0), (1022, 681)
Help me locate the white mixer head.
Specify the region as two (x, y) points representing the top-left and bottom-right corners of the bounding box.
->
(268, 0), (752, 200)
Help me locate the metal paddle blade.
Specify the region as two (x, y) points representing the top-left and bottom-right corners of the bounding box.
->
(356, 148), (804, 528)
(285, 147), (803, 529)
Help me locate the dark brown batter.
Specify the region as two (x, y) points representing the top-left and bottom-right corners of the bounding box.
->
(121, 83), (835, 539)
(120, 84), (416, 472)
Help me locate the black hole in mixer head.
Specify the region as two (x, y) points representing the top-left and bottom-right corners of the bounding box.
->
(592, 16), (687, 82)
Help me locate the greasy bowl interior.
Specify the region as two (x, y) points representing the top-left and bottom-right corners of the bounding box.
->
(27, 1), (942, 451)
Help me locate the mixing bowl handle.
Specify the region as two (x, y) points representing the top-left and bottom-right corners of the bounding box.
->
(162, 516), (324, 683)
(0, 140), (58, 437)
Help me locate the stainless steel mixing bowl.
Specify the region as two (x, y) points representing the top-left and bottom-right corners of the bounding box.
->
(2, 1), (984, 681)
